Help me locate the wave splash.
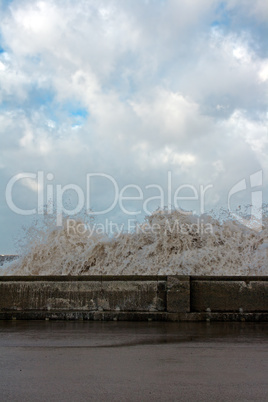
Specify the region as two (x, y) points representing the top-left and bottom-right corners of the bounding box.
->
(2, 208), (268, 276)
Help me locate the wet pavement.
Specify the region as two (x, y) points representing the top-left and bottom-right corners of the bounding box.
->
(0, 321), (267, 401)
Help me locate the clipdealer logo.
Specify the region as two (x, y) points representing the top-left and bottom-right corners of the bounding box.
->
(5, 171), (213, 225)
(5, 170), (264, 231)
(228, 170), (263, 232)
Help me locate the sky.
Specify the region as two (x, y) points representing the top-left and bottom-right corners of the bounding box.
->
(0, 0), (267, 253)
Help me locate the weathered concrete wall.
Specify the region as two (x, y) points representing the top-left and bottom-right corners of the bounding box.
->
(0, 276), (267, 321)
(167, 276), (190, 313)
(191, 277), (268, 312)
(0, 279), (166, 312)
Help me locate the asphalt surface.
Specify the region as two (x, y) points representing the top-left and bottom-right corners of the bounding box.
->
(0, 321), (267, 401)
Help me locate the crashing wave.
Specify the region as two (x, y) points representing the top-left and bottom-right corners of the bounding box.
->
(1, 208), (268, 276)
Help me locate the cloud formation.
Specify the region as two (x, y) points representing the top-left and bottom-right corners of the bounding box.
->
(0, 0), (267, 252)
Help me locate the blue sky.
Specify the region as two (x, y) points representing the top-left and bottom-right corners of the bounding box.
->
(0, 0), (267, 253)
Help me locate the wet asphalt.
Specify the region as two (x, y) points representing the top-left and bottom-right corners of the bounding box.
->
(0, 321), (267, 401)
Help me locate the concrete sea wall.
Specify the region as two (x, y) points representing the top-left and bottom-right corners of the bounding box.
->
(0, 276), (267, 321)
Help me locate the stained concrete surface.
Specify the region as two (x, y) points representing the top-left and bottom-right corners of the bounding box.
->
(0, 322), (267, 401)
(1, 276), (268, 319)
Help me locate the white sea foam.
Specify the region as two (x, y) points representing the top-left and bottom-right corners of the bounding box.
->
(2, 208), (268, 276)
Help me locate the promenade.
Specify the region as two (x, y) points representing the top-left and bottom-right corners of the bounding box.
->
(0, 321), (267, 401)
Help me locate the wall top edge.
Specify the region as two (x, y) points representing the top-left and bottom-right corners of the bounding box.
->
(0, 275), (267, 282)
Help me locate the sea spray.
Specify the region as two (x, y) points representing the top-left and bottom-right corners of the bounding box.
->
(2, 208), (268, 276)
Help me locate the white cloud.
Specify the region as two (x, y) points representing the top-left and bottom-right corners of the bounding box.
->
(226, 0), (268, 22)
(259, 60), (268, 82)
(131, 89), (211, 145)
(225, 110), (268, 169)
